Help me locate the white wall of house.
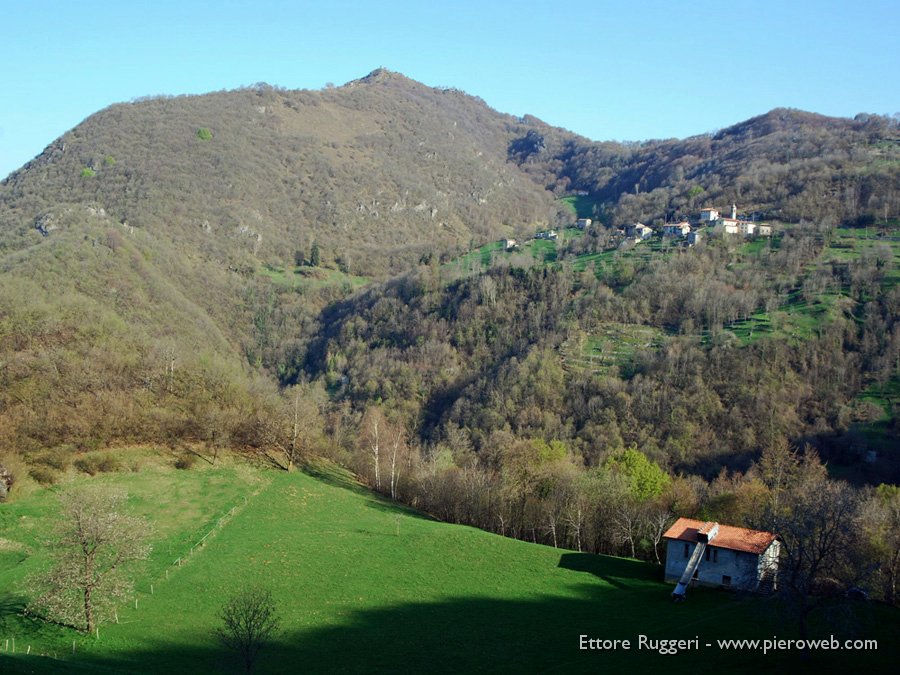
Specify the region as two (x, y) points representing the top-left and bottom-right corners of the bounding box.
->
(664, 540), (771, 591)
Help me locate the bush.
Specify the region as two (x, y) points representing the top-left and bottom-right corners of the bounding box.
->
(36, 446), (74, 471)
(174, 452), (197, 470)
(80, 167), (96, 178)
(74, 453), (123, 476)
(29, 466), (60, 486)
(197, 127), (213, 141)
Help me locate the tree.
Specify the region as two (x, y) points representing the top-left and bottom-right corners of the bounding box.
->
(27, 486), (151, 633)
(216, 586), (280, 673)
(763, 455), (863, 647)
(861, 484), (900, 605)
(309, 241), (321, 267)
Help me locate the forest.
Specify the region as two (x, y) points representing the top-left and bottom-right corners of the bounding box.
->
(0, 71), (898, 611)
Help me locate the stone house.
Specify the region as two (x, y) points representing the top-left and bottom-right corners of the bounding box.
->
(663, 221), (691, 237)
(699, 208), (720, 222)
(664, 518), (779, 597)
(625, 223), (653, 240)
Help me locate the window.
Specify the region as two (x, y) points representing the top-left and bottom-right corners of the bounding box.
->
(684, 543), (690, 558)
(712, 548), (718, 563)
(705, 547), (719, 563)
(722, 575), (732, 586)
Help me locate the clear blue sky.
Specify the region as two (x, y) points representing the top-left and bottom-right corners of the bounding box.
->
(1, 0), (897, 179)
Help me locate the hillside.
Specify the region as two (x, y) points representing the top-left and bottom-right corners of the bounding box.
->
(1, 456), (896, 673)
(0, 69), (567, 278)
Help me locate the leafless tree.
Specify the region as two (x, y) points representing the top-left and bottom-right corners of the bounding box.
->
(215, 586), (280, 674)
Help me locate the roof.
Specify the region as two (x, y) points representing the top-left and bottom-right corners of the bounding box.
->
(663, 517), (777, 555)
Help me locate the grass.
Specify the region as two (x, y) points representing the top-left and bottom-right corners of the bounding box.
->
(562, 323), (665, 376)
(558, 195), (601, 220)
(1, 454), (898, 673)
(259, 263), (370, 291)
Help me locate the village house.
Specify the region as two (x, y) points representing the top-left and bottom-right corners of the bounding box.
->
(625, 223), (653, 240)
(664, 518), (780, 598)
(535, 229), (558, 241)
(757, 224), (772, 237)
(576, 218), (592, 229)
(687, 230), (702, 246)
(740, 221), (756, 236)
(719, 219), (740, 235)
(699, 207), (719, 222)
(502, 238), (518, 251)
(663, 221), (691, 237)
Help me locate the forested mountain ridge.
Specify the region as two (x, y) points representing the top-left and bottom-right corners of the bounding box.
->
(0, 68), (567, 278)
(511, 107), (900, 228)
(0, 70), (897, 513)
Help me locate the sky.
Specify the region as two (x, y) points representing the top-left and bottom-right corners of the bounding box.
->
(1, 0), (898, 179)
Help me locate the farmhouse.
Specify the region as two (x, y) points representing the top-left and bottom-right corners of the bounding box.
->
(626, 223), (653, 240)
(663, 518), (779, 598)
(699, 207), (720, 222)
(663, 221), (691, 237)
(576, 218), (592, 229)
(535, 229), (558, 240)
(502, 238), (518, 251)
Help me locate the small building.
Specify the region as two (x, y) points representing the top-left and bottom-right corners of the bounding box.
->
(535, 229), (558, 241)
(663, 221), (691, 237)
(757, 224), (772, 237)
(718, 218), (740, 235)
(502, 238), (518, 251)
(576, 218), (592, 229)
(699, 208), (719, 222)
(625, 223), (653, 240)
(664, 518), (779, 596)
(740, 222), (756, 236)
(687, 231), (702, 246)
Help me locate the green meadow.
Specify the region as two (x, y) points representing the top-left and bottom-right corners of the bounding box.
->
(1, 455), (897, 673)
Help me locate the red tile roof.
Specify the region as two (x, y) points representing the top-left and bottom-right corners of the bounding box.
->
(663, 517), (777, 555)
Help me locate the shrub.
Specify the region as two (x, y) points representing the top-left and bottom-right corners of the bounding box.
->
(74, 453), (123, 476)
(197, 127), (213, 141)
(80, 167), (96, 178)
(29, 466), (60, 486)
(36, 446), (74, 471)
(174, 453), (197, 470)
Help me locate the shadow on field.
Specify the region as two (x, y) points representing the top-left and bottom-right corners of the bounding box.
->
(557, 553), (659, 591)
(5, 575), (893, 675)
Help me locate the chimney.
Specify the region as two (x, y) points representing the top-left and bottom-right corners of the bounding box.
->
(697, 521), (719, 543)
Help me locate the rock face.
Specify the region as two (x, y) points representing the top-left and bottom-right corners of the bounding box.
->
(0, 464), (11, 501)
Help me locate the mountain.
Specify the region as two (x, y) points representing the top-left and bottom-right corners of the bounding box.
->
(0, 68), (569, 278)
(0, 68), (897, 475)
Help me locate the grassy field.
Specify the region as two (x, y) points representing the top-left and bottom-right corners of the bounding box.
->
(259, 263), (370, 291)
(562, 323), (666, 377)
(558, 195), (602, 220)
(1, 455), (897, 674)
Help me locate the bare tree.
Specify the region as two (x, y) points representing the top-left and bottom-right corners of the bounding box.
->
(215, 586), (281, 674)
(645, 504), (673, 565)
(387, 422), (407, 501)
(767, 458), (864, 648)
(360, 407), (386, 491)
(27, 486), (151, 633)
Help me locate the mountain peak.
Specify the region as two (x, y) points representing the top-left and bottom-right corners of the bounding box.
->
(347, 67), (415, 87)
